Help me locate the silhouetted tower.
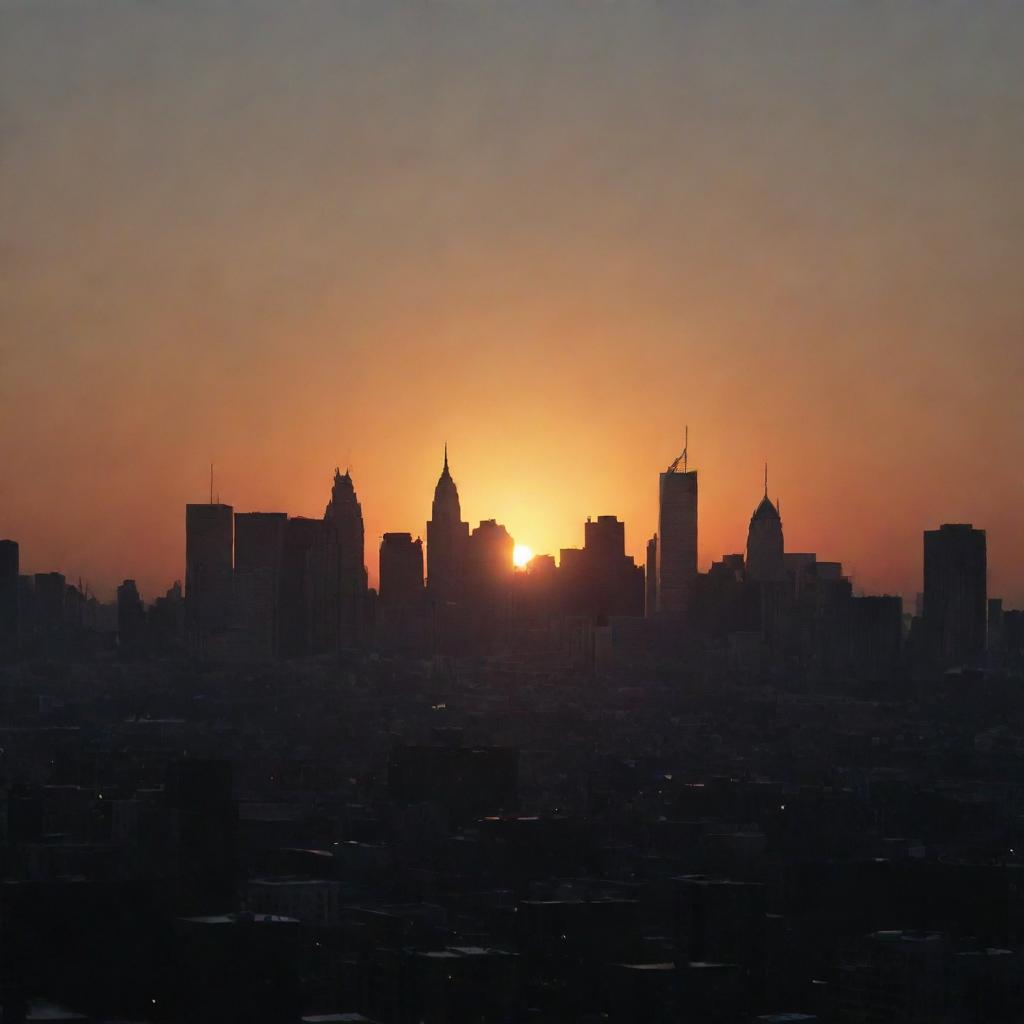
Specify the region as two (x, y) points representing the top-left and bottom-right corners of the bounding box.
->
(467, 520), (515, 594)
(923, 523), (987, 669)
(427, 446), (469, 602)
(379, 533), (424, 607)
(657, 433), (698, 619)
(746, 467), (785, 583)
(185, 502), (234, 653)
(235, 512), (287, 657)
(324, 468), (369, 649)
(117, 579), (147, 658)
(0, 539), (18, 651)
(645, 535), (657, 617)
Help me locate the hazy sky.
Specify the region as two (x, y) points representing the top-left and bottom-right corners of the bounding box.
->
(2, 1), (1023, 603)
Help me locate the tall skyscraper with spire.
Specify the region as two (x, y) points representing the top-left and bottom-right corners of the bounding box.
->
(427, 446), (469, 602)
(746, 466), (785, 583)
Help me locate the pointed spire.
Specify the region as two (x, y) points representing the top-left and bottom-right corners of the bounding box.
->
(764, 462), (768, 499)
(444, 442), (448, 472)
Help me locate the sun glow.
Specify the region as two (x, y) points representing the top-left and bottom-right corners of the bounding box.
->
(513, 544), (534, 568)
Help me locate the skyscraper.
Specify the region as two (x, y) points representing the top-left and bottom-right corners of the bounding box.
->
(0, 539), (18, 651)
(645, 535), (657, 617)
(923, 523), (987, 669)
(279, 517), (334, 657)
(185, 502), (234, 653)
(426, 447), (469, 602)
(561, 516), (645, 620)
(235, 511), (287, 656)
(323, 468), (369, 649)
(117, 579), (147, 658)
(746, 472), (785, 583)
(379, 533), (424, 607)
(656, 452), (698, 619)
(467, 520), (515, 594)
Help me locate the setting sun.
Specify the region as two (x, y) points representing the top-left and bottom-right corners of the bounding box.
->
(513, 544), (534, 568)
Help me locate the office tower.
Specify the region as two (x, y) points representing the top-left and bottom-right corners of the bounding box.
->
(279, 517), (335, 658)
(656, 457), (698, 618)
(117, 579), (147, 658)
(562, 516), (645, 621)
(0, 539), (18, 650)
(234, 511), (287, 656)
(746, 473), (785, 583)
(323, 468), (369, 649)
(466, 520), (515, 595)
(379, 532), (424, 607)
(235, 512), (287, 576)
(848, 595), (903, 682)
(185, 502), (234, 652)
(645, 535), (657, 617)
(427, 446), (470, 602)
(988, 598), (1005, 658)
(923, 523), (987, 669)
(32, 572), (66, 636)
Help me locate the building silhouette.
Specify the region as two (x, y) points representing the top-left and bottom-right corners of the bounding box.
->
(116, 579), (147, 658)
(923, 523), (987, 669)
(426, 447), (469, 603)
(185, 503), (233, 654)
(746, 472), (785, 583)
(645, 535), (657, 617)
(467, 520), (514, 598)
(560, 516), (645, 621)
(279, 517), (336, 658)
(379, 533), (424, 608)
(323, 468), (369, 650)
(0, 539), (18, 652)
(656, 457), (698, 620)
(234, 511), (288, 657)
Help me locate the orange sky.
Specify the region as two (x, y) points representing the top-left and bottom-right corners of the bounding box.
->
(1, 2), (1022, 604)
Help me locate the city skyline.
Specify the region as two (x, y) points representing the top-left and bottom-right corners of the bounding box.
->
(3, 2), (1024, 607)
(2, 440), (1018, 607)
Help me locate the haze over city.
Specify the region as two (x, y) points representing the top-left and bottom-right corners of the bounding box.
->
(2, 0), (1023, 603)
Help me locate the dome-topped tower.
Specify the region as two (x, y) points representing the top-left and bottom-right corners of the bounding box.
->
(427, 445), (469, 600)
(746, 465), (785, 583)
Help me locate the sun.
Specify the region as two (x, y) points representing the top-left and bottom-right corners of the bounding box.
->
(512, 544), (534, 568)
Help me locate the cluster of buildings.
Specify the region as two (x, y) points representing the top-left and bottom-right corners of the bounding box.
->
(3, 634), (1024, 1022)
(1, 445), (1021, 684)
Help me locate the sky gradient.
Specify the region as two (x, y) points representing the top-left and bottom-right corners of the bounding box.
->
(2, 1), (1023, 603)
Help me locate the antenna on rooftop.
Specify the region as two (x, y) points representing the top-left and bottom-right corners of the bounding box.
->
(667, 425), (689, 474)
(210, 463), (214, 505)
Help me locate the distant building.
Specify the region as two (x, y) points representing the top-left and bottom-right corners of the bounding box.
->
(116, 579), (147, 658)
(323, 468), (369, 649)
(746, 481), (785, 583)
(379, 533), (423, 607)
(923, 523), (987, 669)
(561, 516), (645, 621)
(645, 535), (657, 617)
(279, 517), (336, 658)
(185, 503), (233, 653)
(0, 539), (18, 651)
(426, 447), (469, 602)
(235, 511), (288, 656)
(656, 464), (698, 619)
(848, 595), (903, 682)
(32, 572), (67, 637)
(467, 520), (514, 597)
